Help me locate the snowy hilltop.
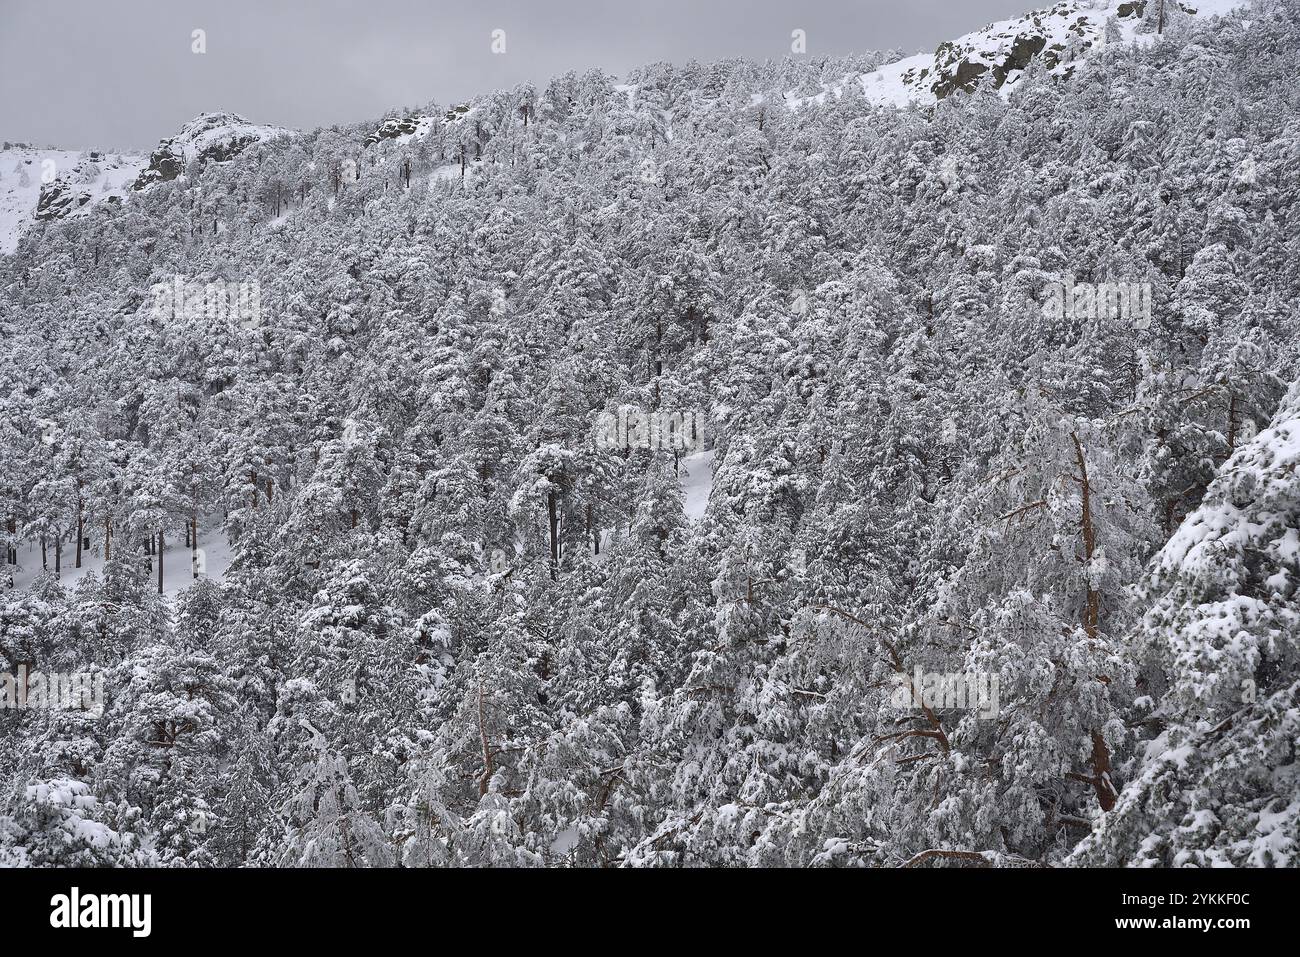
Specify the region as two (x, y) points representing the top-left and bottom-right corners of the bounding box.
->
(852, 0), (1250, 107)
(0, 112), (293, 253)
(131, 111), (295, 190)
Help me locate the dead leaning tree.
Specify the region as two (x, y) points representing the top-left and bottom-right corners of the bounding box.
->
(996, 432), (1120, 813)
(1067, 432), (1119, 814)
(817, 429), (1120, 834)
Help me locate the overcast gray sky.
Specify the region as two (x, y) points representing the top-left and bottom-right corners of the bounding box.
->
(0, 0), (1034, 151)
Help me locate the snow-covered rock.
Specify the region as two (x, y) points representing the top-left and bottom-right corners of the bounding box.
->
(854, 0), (1250, 108)
(132, 111), (294, 189)
(363, 113), (436, 148)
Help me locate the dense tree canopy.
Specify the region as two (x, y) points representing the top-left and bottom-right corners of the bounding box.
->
(1, 1), (1297, 867)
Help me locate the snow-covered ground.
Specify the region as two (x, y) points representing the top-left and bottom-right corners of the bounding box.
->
(430, 163), (464, 184)
(4, 524), (233, 596)
(680, 449), (714, 521)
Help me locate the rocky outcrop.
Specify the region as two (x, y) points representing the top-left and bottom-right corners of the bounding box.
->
(862, 0), (1233, 107)
(363, 116), (422, 148)
(932, 32), (1054, 98)
(133, 112), (292, 190)
(133, 142), (186, 189)
(928, 4), (1098, 99)
(33, 180), (92, 221)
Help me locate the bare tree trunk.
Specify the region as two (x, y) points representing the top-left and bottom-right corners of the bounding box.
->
(1071, 433), (1101, 638)
(477, 680), (494, 797)
(1090, 730), (1118, 812)
(158, 529), (164, 595)
(1070, 432), (1117, 812)
(1226, 391), (1240, 457)
(75, 488), (84, 569)
(547, 491), (560, 580)
(104, 517), (111, 562)
(191, 515), (199, 578)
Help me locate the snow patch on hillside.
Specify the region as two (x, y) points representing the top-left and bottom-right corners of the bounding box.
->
(4, 524), (234, 597)
(0, 148), (145, 253)
(680, 449), (715, 521)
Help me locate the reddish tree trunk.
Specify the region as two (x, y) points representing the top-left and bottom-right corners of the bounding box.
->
(548, 491), (560, 580)
(75, 490), (84, 569)
(1071, 432), (1116, 812)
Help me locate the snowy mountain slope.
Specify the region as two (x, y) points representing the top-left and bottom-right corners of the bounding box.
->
(0, 0), (1296, 871)
(851, 0), (1249, 108)
(0, 147), (145, 254)
(1142, 380), (1300, 728)
(0, 2), (1247, 254)
(632, 1), (1249, 117)
(0, 113), (294, 253)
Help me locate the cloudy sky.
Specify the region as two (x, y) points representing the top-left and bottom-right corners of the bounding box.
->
(1, 0), (1033, 150)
